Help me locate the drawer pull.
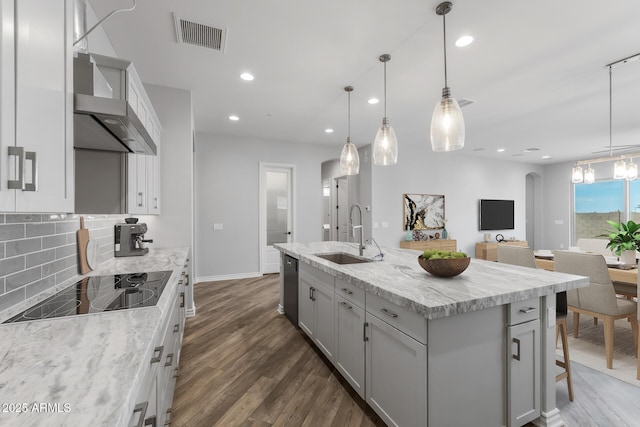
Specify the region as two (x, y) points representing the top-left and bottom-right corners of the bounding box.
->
(133, 402), (149, 427)
(380, 308), (398, 318)
(513, 338), (521, 361)
(173, 323), (180, 333)
(340, 301), (353, 310)
(144, 415), (156, 427)
(340, 287), (353, 295)
(174, 367), (179, 378)
(519, 307), (538, 314)
(151, 346), (164, 364)
(165, 352), (174, 367)
(363, 322), (369, 342)
(180, 292), (185, 308)
(164, 408), (173, 426)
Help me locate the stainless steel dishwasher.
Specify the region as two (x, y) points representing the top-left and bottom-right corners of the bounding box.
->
(283, 254), (299, 327)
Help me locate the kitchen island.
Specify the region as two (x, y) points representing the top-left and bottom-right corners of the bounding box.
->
(0, 248), (190, 427)
(275, 242), (589, 427)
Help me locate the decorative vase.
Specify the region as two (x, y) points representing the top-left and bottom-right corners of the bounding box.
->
(442, 228), (448, 239)
(619, 250), (636, 265)
(405, 226), (413, 241)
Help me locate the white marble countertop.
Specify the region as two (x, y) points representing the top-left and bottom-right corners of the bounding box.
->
(0, 248), (190, 427)
(275, 242), (589, 319)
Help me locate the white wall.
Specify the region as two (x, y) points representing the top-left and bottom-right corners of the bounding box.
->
(85, 3), (117, 56)
(137, 84), (194, 251)
(370, 144), (544, 257)
(194, 134), (337, 280)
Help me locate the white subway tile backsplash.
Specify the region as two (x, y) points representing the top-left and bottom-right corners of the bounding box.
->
(0, 224), (25, 242)
(26, 223), (56, 238)
(0, 214), (121, 312)
(6, 238), (42, 257)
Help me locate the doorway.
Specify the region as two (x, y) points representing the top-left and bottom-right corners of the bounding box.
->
(260, 164), (295, 274)
(336, 176), (349, 241)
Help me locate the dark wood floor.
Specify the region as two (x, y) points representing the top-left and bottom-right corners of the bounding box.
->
(172, 274), (385, 427)
(173, 274), (640, 427)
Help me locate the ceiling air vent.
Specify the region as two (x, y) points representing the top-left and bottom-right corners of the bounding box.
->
(173, 13), (227, 52)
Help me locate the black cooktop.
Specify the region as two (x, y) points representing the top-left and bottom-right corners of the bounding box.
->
(3, 271), (173, 323)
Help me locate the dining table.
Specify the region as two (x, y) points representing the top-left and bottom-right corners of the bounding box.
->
(534, 257), (638, 285)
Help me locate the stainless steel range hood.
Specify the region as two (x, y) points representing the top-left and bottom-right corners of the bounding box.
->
(73, 52), (157, 155)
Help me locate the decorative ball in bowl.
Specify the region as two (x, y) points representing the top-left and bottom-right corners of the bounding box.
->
(418, 250), (470, 278)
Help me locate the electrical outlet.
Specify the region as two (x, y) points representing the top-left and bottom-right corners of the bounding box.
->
(382, 222), (389, 228)
(213, 223), (223, 230)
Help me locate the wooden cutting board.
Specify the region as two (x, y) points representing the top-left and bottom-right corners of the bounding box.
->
(77, 216), (91, 275)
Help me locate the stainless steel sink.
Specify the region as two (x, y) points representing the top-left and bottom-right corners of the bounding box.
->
(314, 252), (373, 265)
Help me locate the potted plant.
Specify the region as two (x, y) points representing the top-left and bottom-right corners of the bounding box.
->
(601, 220), (640, 265)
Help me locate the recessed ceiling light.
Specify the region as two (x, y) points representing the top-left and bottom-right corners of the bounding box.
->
(542, 155), (551, 160)
(455, 35), (474, 47)
(512, 153), (523, 157)
(240, 72), (254, 81)
(368, 98), (379, 105)
(229, 115), (239, 121)
(472, 148), (485, 152)
(497, 148), (506, 153)
(325, 128), (334, 133)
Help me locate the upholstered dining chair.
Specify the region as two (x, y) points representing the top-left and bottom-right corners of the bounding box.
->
(497, 245), (573, 400)
(554, 251), (638, 369)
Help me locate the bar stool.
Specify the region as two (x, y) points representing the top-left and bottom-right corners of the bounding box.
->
(555, 291), (573, 401)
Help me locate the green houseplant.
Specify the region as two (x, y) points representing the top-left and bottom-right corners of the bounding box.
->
(601, 220), (640, 264)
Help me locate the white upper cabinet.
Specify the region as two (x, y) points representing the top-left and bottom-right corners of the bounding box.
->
(0, 0), (73, 212)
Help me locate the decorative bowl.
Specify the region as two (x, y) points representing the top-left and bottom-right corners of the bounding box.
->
(418, 255), (470, 278)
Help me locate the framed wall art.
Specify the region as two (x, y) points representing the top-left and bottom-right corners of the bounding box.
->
(403, 193), (445, 230)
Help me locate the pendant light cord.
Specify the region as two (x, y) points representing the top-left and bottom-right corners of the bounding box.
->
(609, 65), (612, 158)
(348, 91), (351, 139)
(442, 13), (448, 88)
(383, 61), (388, 118)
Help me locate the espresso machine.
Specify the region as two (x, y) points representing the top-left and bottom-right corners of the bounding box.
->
(114, 221), (153, 257)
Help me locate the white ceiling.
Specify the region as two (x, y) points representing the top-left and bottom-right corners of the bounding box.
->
(89, 0), (640, 165)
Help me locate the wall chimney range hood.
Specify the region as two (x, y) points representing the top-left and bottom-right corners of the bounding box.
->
(73, 52), (157, 155)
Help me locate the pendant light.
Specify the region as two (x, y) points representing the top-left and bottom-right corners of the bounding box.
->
(584, 165), (595, 184)
(340, 86), (359, 175)
(571, 165), (584, 183)
(626, 161), (638, 181)
(373, 54), (398, 165)
(430, 1), (465, 152)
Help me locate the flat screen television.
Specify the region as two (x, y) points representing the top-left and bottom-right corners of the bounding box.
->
(479, 199), (514, 230)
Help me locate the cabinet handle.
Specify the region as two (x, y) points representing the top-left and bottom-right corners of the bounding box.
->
(154, 197), (158, 209)
(138, 192), (144, 207)
(310, 287), (316, 301)
(173, 323), (179, 333)
(165, 352), (174, 367)
(144, 415), (157, 427)
(513, 338), (521, 361)
(132, 402), (149, 427)
(174, 367), (179, 378)
(7, 146), (24, 190)
(24, 151), (37, 191)
(340, 301), (353, 310)
(363, 322), (369, 342)
(151, 346), (164, 364)
(164, 408), (172, 426)
(340, 287), (353, 295)
(380, 308), (398, 318)
(519, 307), (538, 314)
(180, 292), (185, 308)
(185, 274), (189, 286)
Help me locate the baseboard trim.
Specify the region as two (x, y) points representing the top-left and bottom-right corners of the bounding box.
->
(186, 307), (196, 317)
(533, 408), (564, 427)
(195, 272), (263, 283)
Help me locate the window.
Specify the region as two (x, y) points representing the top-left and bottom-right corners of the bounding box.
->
(574, 180), (624, 240)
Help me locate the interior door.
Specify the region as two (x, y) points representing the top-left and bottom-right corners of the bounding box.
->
(336, 177), (349, 242)
(261, 164), (293, 274)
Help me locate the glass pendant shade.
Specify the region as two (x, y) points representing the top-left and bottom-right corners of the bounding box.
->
(373, 118), (398, 165)
(340, 138), (360, 175)
(614, 160), (627, 179)
(430, 87), (465, 152)
(584, 166), (595, 184)
(571, 165), (583, 183)
(626, 162), (638, 181)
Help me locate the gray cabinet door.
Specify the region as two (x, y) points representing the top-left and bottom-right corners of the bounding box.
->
(298, 276), (314, 338)
(313, 281), (335, 361)
(335, 295), (365, 398)
(508, 319), (540, 426)
(366, 313), (427, 427)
